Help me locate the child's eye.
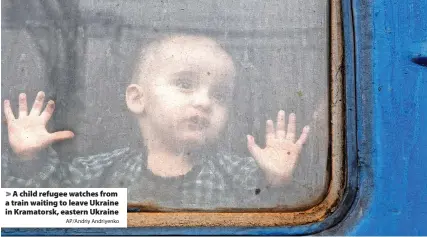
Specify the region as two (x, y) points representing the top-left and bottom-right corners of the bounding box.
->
(212, 91), (228, 103)
(175, 79), (195, 91)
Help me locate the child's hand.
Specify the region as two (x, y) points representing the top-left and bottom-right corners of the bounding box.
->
(247, 110), (310, 186)
(3, 92), (74, 159)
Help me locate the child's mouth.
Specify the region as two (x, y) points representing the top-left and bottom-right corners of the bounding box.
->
(187, 116), (210, 130)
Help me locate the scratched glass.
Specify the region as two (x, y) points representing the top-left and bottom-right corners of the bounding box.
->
(1, 0), (329, 210)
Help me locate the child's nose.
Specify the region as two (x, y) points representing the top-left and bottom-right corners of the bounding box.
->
(191, 89), (212, 111)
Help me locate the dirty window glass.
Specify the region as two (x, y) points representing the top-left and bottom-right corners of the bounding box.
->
(2, 0), (329, 210)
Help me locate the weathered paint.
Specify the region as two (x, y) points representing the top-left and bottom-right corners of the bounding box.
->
(341, 0), (426, 234)
(324, 0), (427, 234)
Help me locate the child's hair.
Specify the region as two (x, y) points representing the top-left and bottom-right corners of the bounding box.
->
(129, 34), (231, 84)
(130, 37), (163, 84)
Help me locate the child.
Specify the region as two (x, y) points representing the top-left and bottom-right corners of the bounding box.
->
(2, 34), (310, 209)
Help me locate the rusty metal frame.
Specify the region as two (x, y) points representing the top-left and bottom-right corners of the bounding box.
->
(127, 0), (345, 227)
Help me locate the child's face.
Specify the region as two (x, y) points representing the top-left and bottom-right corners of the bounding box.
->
(132, 37), (236, 147)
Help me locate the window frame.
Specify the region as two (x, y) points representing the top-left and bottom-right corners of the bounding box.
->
(1, 0), (359, 234)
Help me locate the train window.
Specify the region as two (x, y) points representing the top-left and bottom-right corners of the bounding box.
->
(1, 0), (345, 227)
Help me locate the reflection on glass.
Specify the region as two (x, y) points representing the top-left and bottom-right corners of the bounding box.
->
(2, 0), (329, 209)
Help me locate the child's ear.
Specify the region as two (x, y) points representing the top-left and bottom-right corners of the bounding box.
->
(126, 84), (145, 115)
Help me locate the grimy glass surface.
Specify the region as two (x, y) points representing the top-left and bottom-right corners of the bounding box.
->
(2, 0), (329, 209)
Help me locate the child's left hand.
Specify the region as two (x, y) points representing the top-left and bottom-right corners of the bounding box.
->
(247, 110), (310, 186)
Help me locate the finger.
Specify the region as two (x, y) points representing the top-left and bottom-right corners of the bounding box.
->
(18, 93), (28, 118)
(286, 113), (297, 142)
(30, 91), (45, 116)
(3, 100), (16, 122)
(40, 100), (55, 123)
(296, 126), (310, 146)
(276, 110), (286, 140)
(49, 131), (74, 143)
(247, 135), (263, 161)
(265, 119), (275, 144)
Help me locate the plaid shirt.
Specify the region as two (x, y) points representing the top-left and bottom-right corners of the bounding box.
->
(2, 147), (283, 209)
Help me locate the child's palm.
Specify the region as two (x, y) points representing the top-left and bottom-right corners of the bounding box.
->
(247, 111), (309, 185)
(4, 92), (74, 159)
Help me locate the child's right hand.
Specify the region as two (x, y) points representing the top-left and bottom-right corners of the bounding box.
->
(3, 91), (74, 160)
